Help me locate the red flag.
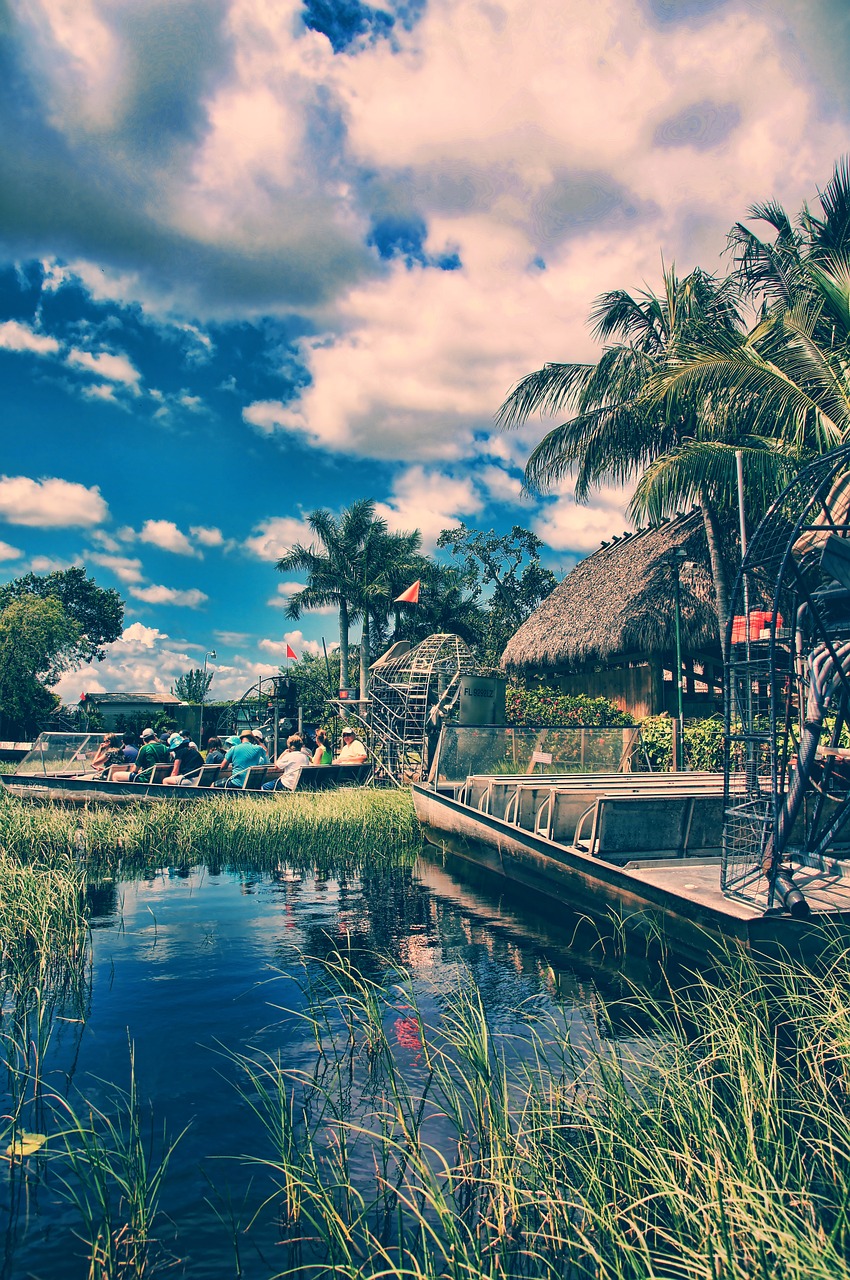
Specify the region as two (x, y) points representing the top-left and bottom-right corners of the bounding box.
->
(394, 580), (421, 604)
(285, 643), (298, 660)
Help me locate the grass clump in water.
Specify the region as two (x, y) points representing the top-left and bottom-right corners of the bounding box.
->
(225, 936), (850, 1280)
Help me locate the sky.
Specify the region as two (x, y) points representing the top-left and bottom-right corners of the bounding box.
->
(1, 0), (849, 702)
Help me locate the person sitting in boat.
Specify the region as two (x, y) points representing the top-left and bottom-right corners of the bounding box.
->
(252, 729), (267, 748)
(335, 728), (367, 765)
(168, 735), (205, 784)
(312, 728), (332, 766)
(204, 736), (226, 764)
(93, 734), (125, 778)
(223, 728), (269, 788)
(263, 735), (313, 791)
(127, 728), (170, 782)
(122, 733), (139, 763)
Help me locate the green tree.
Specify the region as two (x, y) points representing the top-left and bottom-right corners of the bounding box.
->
(0, 567), (123, 677)
(0, 597), (80, 736)
(437, 524), (557, 663)
(393, 561), (485, 650)
(277, 500), (378, 694)
(496, 266), (796, 654)
(656, 162), (850, 459)
(171, 668), (214, 703)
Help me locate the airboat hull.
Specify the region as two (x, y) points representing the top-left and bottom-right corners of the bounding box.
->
(412, 784), (850, 956)
(0, 774), (277, 805)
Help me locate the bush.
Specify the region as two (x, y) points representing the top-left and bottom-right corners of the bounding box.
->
(506, 685), (631, 727)
(639, 712), (725, 771)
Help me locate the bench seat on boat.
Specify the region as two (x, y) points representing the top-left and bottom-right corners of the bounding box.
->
(572, 793), (727, 862)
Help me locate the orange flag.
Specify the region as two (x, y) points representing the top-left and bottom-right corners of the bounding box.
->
(394, 580), (421, 604)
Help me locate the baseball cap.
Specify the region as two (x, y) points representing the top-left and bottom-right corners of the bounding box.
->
(141, 728), (156, 740)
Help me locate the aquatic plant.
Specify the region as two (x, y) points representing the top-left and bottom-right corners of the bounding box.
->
(223, 936), (850, 1280)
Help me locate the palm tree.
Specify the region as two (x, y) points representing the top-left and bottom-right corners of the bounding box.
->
(653, 165), (850, 491)
(497, 265), (778, 651)
(277, 499), (379, 694)
(354, 524), (422, 701)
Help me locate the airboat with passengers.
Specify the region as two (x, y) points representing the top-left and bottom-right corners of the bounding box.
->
(413, 448), (850, 954)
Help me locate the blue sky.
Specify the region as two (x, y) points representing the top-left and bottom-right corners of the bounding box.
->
(0, 0), (848, 699)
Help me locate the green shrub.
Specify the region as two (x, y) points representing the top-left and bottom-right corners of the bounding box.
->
(639, 712), (725, 771)
(506, 685), (630, 727)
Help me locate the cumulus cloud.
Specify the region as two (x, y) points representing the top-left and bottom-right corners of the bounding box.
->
(0, 319), (60, 356)
(0, 475), (108, 527)
(138, 519), (197, 556)
(532, 483), (633, 554)
(376, 466), (483, 549)
(66, 348), (141, 387)
(259, 630), (321, 657)
(87, 552), (145, 584)
(189, 525), (224, 546)
(119, 622), (169, 648)
(243, 515), (313, 561)
(0, 541), (23, 561)
(130, 584), (208, 608)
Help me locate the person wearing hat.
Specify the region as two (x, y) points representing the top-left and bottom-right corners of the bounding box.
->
(168, 734), (205, 783)
(223, 728), (269, 787)
(252, 729), (266, 746)
(335, 728), (367, 765)
(126, 728), (170, 782)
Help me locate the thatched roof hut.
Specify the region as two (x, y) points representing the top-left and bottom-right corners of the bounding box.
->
(502, 510), (721, 717)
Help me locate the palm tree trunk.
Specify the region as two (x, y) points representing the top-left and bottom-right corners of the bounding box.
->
(339, 599), (350, 691)
(699, 491), (730, 660)
(359, 611), (371, 702)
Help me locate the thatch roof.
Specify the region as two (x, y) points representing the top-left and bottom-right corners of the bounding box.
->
(502, 509), (719, 672)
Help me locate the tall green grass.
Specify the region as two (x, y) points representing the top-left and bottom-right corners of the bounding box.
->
(224, 937), (850, 1280)
(0, 789), (421, 879)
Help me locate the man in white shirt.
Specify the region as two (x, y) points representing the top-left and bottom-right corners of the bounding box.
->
(335, 728), (367, 764)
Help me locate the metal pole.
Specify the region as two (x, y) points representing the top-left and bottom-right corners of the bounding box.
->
(673, 562), (684, 769)
(200, 650), (216, 748)
(735, 448), (748, 559)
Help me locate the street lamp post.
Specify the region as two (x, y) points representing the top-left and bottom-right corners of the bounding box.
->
(200, 650), (216, 747)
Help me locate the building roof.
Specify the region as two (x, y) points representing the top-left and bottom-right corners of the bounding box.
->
(84, 692), (182, 705)
(501, 509), (719, 673)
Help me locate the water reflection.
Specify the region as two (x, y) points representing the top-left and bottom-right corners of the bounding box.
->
(6, 851), (667, 1279)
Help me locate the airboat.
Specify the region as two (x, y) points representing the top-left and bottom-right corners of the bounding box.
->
(412, 448), (850, 954)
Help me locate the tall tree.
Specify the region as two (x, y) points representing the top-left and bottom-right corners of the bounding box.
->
(496, 266), (795, 654)
(0, 597), (80, 736)
(0, 567), (123, 676)
(171, 669), (214, 703)
(278, 500), (379, 694)
(437, 524), (557, 662)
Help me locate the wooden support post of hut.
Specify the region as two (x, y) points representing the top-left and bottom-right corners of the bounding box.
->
(501, 510), (721, 720)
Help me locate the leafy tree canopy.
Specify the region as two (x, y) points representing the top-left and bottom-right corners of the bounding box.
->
(0, 567), (123, 676)
(171, 668), (214, 703)
(0, 597), (80, 736)
(437, 524), (557, 662)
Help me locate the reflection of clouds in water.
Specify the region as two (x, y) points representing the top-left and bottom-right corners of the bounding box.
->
(654, 100), (741, 150)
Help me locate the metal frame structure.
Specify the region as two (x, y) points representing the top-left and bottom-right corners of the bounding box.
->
(724, 445), (850, 909)
(367, 633), (479, 785)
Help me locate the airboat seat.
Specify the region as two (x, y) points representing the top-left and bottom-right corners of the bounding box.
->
(145, 764), (172, 785)
(296, 763), (372, 789)
(572, 794), (725, 862)
(240, 765), (271, 790)
(194, 763), (226, 787)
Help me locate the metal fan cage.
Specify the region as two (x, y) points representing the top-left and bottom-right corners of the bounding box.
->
(723, 444), (850, 908)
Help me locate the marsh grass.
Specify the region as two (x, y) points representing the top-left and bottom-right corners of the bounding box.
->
(0, 789), (421, 880)
(223, 937), (850, 1280)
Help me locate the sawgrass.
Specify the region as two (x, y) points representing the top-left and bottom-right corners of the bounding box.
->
(225, 936), (850, 1280)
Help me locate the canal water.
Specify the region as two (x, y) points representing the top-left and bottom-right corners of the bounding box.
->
(3, 851), (664, 1279)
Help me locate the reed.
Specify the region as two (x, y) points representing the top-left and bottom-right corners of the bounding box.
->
(224, 935), (850, 1280)
(0, 789), (421, 880)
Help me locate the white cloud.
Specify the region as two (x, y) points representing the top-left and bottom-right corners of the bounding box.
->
(190, 525), (224, 547)
(243, 515), (312, 561)
(138, 520), (197, 556)
(119, 622), (169, 648)
(27, 555), (80, 573)
(213, 629), (253, 646)
(477, 464), (527, 506)
(532, 483), (633, 554)
(0, 475), (108, 527)
(0, 320), (60, 356)
(259, 631), (321, 658)
(376, 466), (483, 550)
(66, 347), (141, 387)
(0, 540), (23, 561)
(88, 552), (145, 584)
(129, 584), (208, 608)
